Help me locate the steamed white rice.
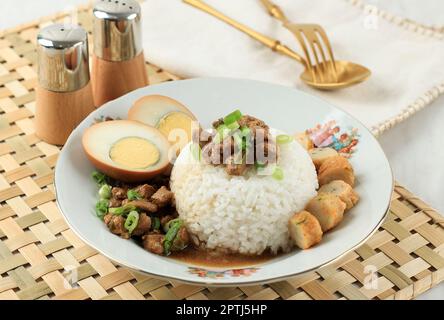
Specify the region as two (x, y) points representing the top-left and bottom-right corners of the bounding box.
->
(170, 135), (318, 255)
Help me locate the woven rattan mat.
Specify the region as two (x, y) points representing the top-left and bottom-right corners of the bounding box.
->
(0, 6), (443, 300)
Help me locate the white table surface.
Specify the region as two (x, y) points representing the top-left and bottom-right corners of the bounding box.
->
(0, 0), (442, 300)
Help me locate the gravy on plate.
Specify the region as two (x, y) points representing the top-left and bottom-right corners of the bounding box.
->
(170, 247), (280, 268)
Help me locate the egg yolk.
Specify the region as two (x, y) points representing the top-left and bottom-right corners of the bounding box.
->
(157, 112), (193, 145)
(109, 137), (159, 169)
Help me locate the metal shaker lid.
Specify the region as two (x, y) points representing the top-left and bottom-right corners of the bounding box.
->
(93, 0), (142, 61)
(37, 24), (90, 92)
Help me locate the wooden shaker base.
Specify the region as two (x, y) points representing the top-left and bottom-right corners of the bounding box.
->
(92, 52), (149, 107)
(35, 82), (96, 145)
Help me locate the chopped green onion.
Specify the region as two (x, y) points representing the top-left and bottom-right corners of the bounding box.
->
(233, 132), (243, 150)
(163, 218), (176, 233)
(242, 137), (252, 151)
(108, 204), (137, 216)
(276, 134), (293, 145)
(226, 121), (240, 131)
(152, 217), (161, 230)
(223, 110), (242, 125)
(124, 211), (139, 235)
(240, 127), (251, 137)
(272, 166), (284, 181)
(213, 125), (223, 144)
(190, 143), (202, 161)
(127, 189), (142, 201)
(214, 125), (230, 144)
(240, 127), (252, 151)
(221, 127), (231, 137)
(95, 199), (109, 219)
(98, 184), (112, 199)
(92, 171), (107, 186)
(163, 219), (183, 256)
(255, 162), (266, 169)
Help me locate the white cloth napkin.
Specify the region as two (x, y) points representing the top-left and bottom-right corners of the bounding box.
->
(141, 0), (444, 132)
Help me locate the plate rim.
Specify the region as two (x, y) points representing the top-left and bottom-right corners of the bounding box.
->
(54, 192), (391, 287)
(54, 77), (394, 287)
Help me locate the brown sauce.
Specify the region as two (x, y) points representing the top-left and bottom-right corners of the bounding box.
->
(169, 246), (283, 268)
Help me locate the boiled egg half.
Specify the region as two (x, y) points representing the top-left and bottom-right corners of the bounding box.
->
(128, 95), (197, 152)
(82, 120), (170, 182)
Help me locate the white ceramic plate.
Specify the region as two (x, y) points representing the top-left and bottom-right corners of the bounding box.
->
(55, 78), (393, 286)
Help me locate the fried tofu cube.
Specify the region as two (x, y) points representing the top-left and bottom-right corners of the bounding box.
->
(289, 210), (323, 249)
(309, 148), (338, 170)
(318, 180), (359, 211)
(318, 155), (355, 187)
(294, 132), (314, 150)
(305, 194), (346, 232)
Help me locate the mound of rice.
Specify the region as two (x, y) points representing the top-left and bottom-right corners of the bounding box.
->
(170, 135), (318, 255)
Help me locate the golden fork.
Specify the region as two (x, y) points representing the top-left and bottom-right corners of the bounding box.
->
(184, 0), (371, 90)
(260, 0), (338, 83)
(260, 0), (371, 89)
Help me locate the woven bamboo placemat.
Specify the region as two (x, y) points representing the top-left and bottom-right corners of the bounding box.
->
(0, 6), (443, 300)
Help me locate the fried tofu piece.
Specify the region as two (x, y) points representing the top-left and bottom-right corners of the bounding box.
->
(318, 180), (359, 211)
(309, 148), (338, 169)
(305, 194), (346, 232)
(294, 132), (314, 150)
(289, 211), (323, 249)
(318, 155), (355, 187)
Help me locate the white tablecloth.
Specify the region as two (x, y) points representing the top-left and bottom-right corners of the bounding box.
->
(1, 0), (442, 300)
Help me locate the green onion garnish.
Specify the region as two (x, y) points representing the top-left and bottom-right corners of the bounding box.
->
(240, 127), (251, 137)
(214, 125), (230, 144)
(243, 138), (252, 150)
(124, 211), (139, 235)
(98, 184), (111, 199)
(233, 132), (243, 150)
(276, 134), (293, 145)
(255, 162), (266, 169)
(223, 110), (242, 125)
(92, 171), (107, 186)
(241, 127), (252, 151)
(163, 218), (176, 233)
(190, 143), (202, 161)
(108, 204), (137, 216)
(95, 199), (109, 219)
(163, 219), (183, 256)
(127, 189), (142, 201)
(152, 217), (161, 230)
(272, 166), (284, 181)
(226, 121), (240, 131)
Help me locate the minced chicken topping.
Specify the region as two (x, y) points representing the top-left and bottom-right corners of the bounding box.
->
(199, 110), (279, 176)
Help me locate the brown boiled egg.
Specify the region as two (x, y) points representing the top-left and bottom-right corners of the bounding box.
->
(82, 120), (170, 182)
(128, 95), (197, 153)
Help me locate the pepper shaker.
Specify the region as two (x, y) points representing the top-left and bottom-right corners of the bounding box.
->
(92, 0), (148, 107)
(35, 24), (95, 145)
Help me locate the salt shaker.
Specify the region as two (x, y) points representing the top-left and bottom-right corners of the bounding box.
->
(92, 0), (148, 107)
(35, 24), (95, 145)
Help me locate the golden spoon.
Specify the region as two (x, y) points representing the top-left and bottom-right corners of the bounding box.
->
(184, 0), (371, 90)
